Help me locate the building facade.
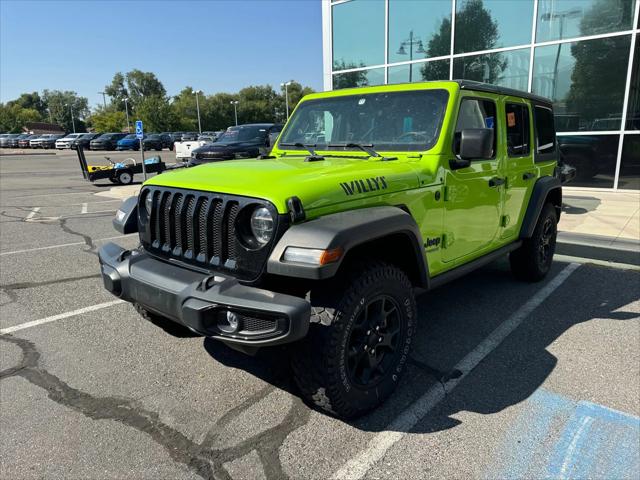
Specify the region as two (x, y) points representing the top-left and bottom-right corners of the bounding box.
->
(321, 0), (640, 190)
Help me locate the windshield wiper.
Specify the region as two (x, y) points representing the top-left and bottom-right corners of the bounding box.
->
(328, 143), (397, 161)
(279, 142), (325, 162)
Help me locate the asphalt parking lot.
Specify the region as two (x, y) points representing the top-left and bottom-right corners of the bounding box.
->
(1, 150), (639, 480)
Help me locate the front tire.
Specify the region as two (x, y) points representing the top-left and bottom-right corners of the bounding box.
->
(510, 202), (558, 282)
(292, 261), (416, 419)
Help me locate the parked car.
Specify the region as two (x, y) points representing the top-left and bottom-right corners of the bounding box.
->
(170, 132), (185, 143)
(41, 134), (67, 149)
(189, 123), (282, 165)
(7, 133), (32, 148)
(180, 132), (199, 141)
(71, 133), (101, 150)
(100, 80), (563, 419)
(30, 134), (55, 148)
(174, 136), (216, 161)
(55, 133), (84, 149)
(90, 133), (127, 150)
(1, 133), (23, 148)
(142, 133), (173, 151)
(116, 134), (143, 151)
(18, 134), (39, 148)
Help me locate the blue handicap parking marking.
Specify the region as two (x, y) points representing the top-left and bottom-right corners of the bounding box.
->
(490, 389), (639, 479)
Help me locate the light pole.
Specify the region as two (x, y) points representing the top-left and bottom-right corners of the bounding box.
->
(280, 81), (292, 119)
(230, 100), (239, 126)
(66, 103), (76, 133)
(97, 91), (107, 109)
(397, 30), (425, 82)
(124, 98), (131, 133)
(195, 90), (202, 134)
(540, 9), (581, 99)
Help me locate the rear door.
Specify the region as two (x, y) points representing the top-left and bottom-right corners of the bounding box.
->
(500, 97), (535, 240)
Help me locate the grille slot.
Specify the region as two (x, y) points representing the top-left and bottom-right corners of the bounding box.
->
(239, 315), (277, 333)
(141, 187), (279, 281)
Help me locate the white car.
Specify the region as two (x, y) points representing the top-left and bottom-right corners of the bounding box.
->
(30, 134), (52, 148)
(55, 133), (83, 149)
(175, 137), (214, 161)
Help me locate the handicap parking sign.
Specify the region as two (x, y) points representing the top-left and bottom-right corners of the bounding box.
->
(135, 120), (144, 139)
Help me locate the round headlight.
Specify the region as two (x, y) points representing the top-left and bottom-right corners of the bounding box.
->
(250, 206), (273, 245)
(144, 193), (153, 215)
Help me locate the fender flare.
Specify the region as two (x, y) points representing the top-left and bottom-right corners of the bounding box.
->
(520, 176), (562, 239)
(267, 206), (429, 286)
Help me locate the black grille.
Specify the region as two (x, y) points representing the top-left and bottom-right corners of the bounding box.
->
(239, 314), (277, 333)
(139, 186), (283, 282)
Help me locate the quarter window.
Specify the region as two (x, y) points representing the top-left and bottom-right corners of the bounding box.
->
(534, 105), (556, 155)
(505, 103), (530, 157)
(454, 98), (497, 158)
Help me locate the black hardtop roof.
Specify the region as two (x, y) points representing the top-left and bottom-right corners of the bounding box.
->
(454, 80), (553, 106)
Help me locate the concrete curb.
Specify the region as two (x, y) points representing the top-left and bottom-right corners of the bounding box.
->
(556, 232), (640, 266)
(0, 150), (57, 156)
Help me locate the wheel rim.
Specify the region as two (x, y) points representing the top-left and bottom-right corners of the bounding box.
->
(120, 173), (132, 184)
(346, 295), (403, 388)
(538, 217), (555, 265)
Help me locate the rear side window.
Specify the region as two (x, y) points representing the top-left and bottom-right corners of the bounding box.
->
(534, 106), (556, 156)
(505, 103), (530, 157)
(454, 98), (497, 158)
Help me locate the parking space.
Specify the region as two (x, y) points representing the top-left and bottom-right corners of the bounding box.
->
(1, 152), (639, 479)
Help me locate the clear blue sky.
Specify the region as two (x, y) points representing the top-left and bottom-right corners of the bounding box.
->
(0, 0), (323, 107)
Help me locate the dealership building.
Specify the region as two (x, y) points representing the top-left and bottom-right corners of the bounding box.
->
(321, 0), (639, 190)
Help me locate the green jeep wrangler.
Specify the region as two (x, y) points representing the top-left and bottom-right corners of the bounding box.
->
(100, 80), (561, 419)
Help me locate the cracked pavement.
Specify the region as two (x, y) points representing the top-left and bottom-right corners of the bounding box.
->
(1, 151), (639, 479)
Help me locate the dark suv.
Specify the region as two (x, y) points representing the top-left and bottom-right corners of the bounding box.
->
(72, 133), (101, 150)
(143, 133), (173, 151)
(190, 123), (282, 165)
(90, 133), (127, 150)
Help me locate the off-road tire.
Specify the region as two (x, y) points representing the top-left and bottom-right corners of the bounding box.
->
(134, 303), (200, 337)
(510, 202), (558, 282)
(291, 261), (416, 419)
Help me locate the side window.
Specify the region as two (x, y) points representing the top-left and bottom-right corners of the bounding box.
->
(505, 103), (530, 157)
(454, 98), (497, 158)
(534, 106), (556, 156)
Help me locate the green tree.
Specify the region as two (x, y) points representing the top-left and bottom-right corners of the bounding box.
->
(171, 87), (200, 131)
(332, 61), (369, 89)
(0, 103), (42, 132)
(104, 72), (129, 110)
(88, 110), (128, 133)
(125, 70), (166, 104)
(41, 90), (89, 132)
(134, 95), (179, 132)
(278, 81), (315, 120)
(6, 92), (47, 117)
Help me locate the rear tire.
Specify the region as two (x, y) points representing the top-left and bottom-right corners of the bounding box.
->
(291, 261), (416, 419)
(510, 202), (558, 282)
(116, 170), (133, 185)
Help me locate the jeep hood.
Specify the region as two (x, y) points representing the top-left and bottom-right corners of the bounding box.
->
(145, 156), (425, 214)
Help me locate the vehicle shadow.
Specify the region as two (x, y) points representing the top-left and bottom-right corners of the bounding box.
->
(202, 260), (639, 434)
(562, 195), (601, 215)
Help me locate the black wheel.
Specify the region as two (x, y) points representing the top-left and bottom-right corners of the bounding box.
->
(510, 202), (558, 282)
(291, 261), (416, 419)
(134, 304), (200, 337)
(116, 170), (133, 185)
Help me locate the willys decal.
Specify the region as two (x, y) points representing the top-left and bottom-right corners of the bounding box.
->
(339, 176), (387, 196)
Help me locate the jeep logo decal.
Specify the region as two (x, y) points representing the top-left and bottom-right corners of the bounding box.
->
(424, 237), (441, 250)
(340, 176), (387, 196)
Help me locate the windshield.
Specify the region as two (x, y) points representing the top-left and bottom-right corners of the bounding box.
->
(123, 134), (136, 140)
(217, 126), (268, 144)
(279, 90), (449, 152)
(147, 134), (160, 140)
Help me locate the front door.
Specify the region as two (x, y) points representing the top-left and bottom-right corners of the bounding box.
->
(442, 96), (503, 263)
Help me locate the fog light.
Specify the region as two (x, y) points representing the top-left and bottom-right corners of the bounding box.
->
(217, 310), (241, 334)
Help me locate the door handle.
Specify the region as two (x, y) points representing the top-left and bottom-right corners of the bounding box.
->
(488, 177), (506, 188)
(522, 172), (535, 180)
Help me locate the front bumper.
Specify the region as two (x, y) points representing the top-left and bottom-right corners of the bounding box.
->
(98, 242), (311, 346)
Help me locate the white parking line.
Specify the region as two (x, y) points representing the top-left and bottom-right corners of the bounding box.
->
(0, 300), (125, 335)
(332, 262), (581, 480)
(0, 234), (131, 256)
(81, 202), (88, 214)
(24, 207), (40, 221)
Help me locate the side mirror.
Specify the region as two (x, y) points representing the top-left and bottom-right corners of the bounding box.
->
(459, 128), (494, 160)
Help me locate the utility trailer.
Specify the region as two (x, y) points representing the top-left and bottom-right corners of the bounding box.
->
(76, 147), (165, 184)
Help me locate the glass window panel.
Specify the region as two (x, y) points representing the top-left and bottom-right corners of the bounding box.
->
(332, 0), (385, 70)
(532, 36), (631, 131)
(506, 103), (531, 156)
(332, 68), (385, 90)
(454, 99), (497, 157)
(454, 0), (533, 54)
(536, 0), (636, 43)
(626, 38), (639, 130)
(558, 134), (619, 188)
(388, 0), (451, 63)
(453, 48), (530, 91)
(388, 59), (451, 83)
(619, 135), (640, 190)
(534, 105), (557, 155)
